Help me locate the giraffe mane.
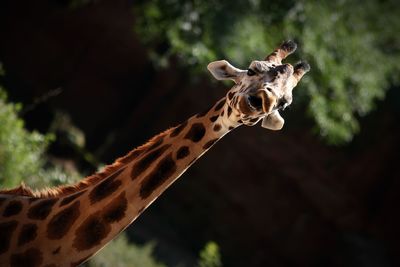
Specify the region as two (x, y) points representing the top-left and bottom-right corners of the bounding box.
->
(0, 128), (174, 198)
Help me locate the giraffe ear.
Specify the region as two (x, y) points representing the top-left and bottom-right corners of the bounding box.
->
(207, 60), (243, 83)
(261, 110), (285, 130)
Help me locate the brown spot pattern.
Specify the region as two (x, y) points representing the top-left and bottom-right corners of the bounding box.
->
(176, 146), (190, 160)
(60, 191), (85, 207)
(140, 153), (177, 199)
(89, 168), (124, 204)
(73, 212), (111, 251)
(3, 200), (23, 217)
(227, 106), (232, 117)
(47, 201), (80, 240)
(102, 191), (128, 223)
(210, 115), (219, 122)
(213, 124), (222, 132)
(18, 223), (37, 246)
(10, 248), (43, 267)
(228, 91), (234, 100)
(28, 198), (57, 220)
(203, 138), (219, 150)
(73, 192), (127, 251)
(170, 120), (188, 137)
(0, 220), (18, 254)
(119, 149), (143, 164)
(184, 123), (206, 143)
(231, 96), (237, 106)
(131, 144), (171, 180)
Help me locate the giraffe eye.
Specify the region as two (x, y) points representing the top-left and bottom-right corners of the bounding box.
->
(247, 69), (256, 76)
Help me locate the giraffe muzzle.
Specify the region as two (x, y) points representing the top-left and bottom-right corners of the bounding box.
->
(246, 90), (276, 115)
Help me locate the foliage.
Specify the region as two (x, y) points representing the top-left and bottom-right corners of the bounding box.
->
(0, 83), (226, 267)
(0, 88), (52, 188)
(88, 236), (224, 267)
(197, 242), (222, 267)
(86, 235), (166, 267)
(0, 87), (83, 189)
(0, 87), (168, 267)
(134, 0), (400, 144)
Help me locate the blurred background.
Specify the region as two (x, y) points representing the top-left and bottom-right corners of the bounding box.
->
(0, 0), (399, 266)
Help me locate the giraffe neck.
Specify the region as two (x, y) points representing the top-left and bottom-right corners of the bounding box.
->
(0, 97), (242, 266)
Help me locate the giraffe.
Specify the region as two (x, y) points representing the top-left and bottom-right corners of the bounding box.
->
(0, 40), (309, 267)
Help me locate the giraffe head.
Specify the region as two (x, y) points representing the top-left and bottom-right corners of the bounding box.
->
(207, 40), (310, 130)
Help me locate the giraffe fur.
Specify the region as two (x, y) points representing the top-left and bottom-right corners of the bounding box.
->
(0, 40), (309, 267)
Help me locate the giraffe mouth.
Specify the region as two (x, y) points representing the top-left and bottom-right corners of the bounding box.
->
(246, 91), (274, 114)
(247, 95), (263, 111)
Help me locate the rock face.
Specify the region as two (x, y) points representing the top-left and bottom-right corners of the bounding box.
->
(1, 1), (399, 266)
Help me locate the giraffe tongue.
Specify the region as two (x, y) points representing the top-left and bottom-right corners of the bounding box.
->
(261, 111), (284, 131)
